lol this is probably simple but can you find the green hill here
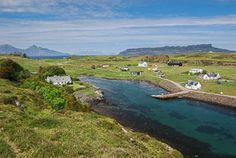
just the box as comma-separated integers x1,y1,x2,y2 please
0,75,182,157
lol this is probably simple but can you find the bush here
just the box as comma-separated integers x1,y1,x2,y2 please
24,79,89,111
38,66,66,79
91,65,96,69
3,90,11,93
25,80,66,110
0,59,30,81
202,70,207,74
3,96,17,105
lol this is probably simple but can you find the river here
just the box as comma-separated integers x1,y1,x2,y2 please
80,77,236,158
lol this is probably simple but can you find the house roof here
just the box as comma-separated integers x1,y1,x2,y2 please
206,73,218,77
168,61,182,64
186,80,199,86
190,68,202,71
139,61,147,64
47,75,72,83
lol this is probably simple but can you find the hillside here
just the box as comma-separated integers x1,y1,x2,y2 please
119,44,236,56
0,59,183,158
0,44,70,57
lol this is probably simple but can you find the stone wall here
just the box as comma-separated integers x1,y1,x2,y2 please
159,80,183,93
184,91,236,108
158,79,236,108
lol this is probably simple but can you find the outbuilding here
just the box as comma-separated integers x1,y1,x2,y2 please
203,73,221,80
46,75,72,85
185,80,201,90
120,67,129,71
130,71,143,76
138,61,148,67
189,68,203,74
167,61,183,66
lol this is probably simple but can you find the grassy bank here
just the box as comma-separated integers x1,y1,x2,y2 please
0,77,183,157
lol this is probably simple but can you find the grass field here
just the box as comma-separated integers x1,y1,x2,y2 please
0,78,183,158
1,53,235,95
0,53,235,157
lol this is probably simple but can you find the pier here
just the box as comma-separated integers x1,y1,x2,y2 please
151,90,191,99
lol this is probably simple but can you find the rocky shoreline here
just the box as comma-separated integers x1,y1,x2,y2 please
75,77,236,158
158,79,236,108
77,76,236,109
74,86,105,106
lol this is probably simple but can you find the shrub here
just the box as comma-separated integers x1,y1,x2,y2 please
0,59,30,81
202,70,207,74
24,80,66,110
3,90,11,93
24,79,89,111
3,96,17,105
38,66,66,79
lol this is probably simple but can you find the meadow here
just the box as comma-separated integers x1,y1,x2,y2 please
0,52,235,157
0,68,182,158
1,52,235,95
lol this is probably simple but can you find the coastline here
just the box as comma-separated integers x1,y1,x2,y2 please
80,76,236,109
158,79,236,108
78,76,236,158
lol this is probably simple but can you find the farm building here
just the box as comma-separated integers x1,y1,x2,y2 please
102,65,109,68
167,61,183,66
130,71,142,76
185,80,201,90
189,68,203,74
203,73,221,80
120,67,129,71
46,75,72,85
138,61,148,67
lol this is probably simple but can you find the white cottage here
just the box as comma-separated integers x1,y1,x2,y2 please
189,68,203,74
185,80,201,90
138,61,148,67
46,75,72,85
203,73,220,80
120,67,129,71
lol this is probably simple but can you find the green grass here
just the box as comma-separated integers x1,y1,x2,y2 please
0,78,183,158
1,52,234,157
2,53,235,95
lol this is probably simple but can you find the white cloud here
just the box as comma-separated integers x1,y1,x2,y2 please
0,15,236,54
0,0,126,18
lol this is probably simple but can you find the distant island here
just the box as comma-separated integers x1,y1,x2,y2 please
0,44,70,58
119,44,236,56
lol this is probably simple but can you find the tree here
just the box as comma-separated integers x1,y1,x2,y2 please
38,66,66,79
91,65,96,69
22,53,28,58
0,58,30,81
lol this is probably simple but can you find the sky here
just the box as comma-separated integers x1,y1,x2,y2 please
0,0,236,55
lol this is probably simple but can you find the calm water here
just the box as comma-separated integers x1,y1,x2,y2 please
80,77,236,158
29,55,69,59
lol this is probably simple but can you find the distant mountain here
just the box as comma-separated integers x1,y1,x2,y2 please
0,44,70,57
119,44,236,56
0,44,23,54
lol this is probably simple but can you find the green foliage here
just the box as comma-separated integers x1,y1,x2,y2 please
24,78,88,111
0,138,16,158
38,86,66,110
91,65,96,69
38,66,66,79
26,80,66,110
3,96,17,105
0,58,30,81
202,69,207,74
